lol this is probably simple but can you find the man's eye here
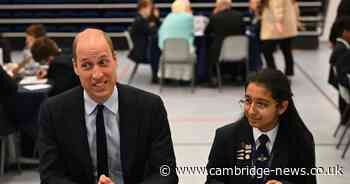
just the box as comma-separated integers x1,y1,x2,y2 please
99,59,109,66
81,63,92,69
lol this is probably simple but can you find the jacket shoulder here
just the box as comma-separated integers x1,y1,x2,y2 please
44,86,82,107
215,118,245,138
118,83,162,103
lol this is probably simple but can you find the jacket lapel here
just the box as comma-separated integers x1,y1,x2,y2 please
117,84,138,178
66,87,94,182
270,122,289,171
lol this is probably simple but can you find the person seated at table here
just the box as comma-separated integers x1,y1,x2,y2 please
31,37,80,96
328,16,350,115
158,0,195,82
128,0,161,84
204,0,244,86
206,69,316,184
11,24,46,76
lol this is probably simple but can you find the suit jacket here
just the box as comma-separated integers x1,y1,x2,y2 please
128,13,153,63
0,65,17,104
47,54,80,97
336,50,350,88
38,84,178,184
206,118,316,184
328,39,350,89
205,9,243,64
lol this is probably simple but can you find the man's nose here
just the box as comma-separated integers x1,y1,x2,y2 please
92,66,103,79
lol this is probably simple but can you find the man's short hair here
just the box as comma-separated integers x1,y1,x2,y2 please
72,29,115,62
31,37,60,63
26,24,46,38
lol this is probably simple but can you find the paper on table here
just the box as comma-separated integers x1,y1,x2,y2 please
23,84,52,91
20,76,48,85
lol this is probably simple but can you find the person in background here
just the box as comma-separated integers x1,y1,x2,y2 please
258,0,300,79
329,0,350,47
204,0,244,86
128,0,160,83
158,0,195,82
206,69,316,184
30,37,80,96
11,24,46,76
328,16,350,118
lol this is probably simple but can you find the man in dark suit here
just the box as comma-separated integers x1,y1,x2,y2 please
206,69,316,184
38,29,178,184
204,0,244,84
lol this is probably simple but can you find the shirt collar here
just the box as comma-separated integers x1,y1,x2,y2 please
253,123,279,146
84,86,119,115
336,38,350,49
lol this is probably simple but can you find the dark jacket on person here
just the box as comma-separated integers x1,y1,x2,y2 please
206,116,316,184
205,9,244,65
38,84,178,184
0,65,17,103
336,49,350,88
328,38,350,89
128,13,154,63
47,54,80,97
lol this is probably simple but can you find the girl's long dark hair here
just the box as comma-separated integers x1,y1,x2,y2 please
243,69,313,140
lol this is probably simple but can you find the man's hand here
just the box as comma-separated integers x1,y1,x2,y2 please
98,175,115,184
265,179,283,184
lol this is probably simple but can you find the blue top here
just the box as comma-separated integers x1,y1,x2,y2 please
158,12,194,49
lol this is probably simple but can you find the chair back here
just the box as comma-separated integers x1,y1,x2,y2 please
219,35,248,63
163,38,191,63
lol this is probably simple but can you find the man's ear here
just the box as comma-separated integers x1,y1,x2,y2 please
278,101,289,115
72,59,79,76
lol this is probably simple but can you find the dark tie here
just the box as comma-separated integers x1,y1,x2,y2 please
96,104,109,177
255,134,270,184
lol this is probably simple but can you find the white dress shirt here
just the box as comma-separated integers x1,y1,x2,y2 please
84,86,124,184
253,123,279,154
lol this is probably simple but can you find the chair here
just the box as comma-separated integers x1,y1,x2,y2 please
124,30,139,84
159,38,196,93
217,35,249,92
0,105,21,176
335,74,350,158
333,68,350,138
